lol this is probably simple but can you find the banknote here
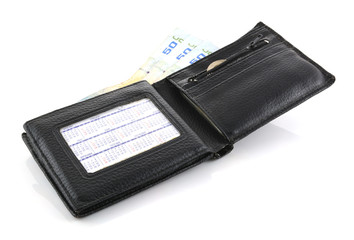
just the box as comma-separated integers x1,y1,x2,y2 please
82,28,191,100
123,28,191,86
142,34,204,84
156,40,219,82
82,29,218,101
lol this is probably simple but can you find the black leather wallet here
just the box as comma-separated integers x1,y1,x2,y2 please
22,22,335,217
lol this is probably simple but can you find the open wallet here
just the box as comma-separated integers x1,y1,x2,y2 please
22,22,335,217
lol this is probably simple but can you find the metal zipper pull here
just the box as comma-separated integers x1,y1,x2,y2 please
247,34,270,50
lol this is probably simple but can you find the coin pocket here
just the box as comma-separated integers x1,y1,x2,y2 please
185,42,288,97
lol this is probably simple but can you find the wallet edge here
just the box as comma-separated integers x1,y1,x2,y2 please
22,132,79,217
23,132,212,217
258,21,335,83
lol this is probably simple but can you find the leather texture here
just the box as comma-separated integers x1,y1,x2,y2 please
153,78,230,155
22,22,335,217
23,81,213,217
166,22,335,143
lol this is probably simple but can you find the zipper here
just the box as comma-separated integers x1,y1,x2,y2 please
187,34,270,84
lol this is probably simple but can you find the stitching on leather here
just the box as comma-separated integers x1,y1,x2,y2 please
194,49,290,99
78,146,209,215
262,24,334,81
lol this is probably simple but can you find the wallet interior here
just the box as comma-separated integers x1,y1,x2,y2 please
22,22,335,217
163,22,334,143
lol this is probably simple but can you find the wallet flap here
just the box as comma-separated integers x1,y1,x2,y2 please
166,22,335,143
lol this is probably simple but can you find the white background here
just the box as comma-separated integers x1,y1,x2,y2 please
1,0,353,239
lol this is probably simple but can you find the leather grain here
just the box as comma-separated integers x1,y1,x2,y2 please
22,22,335,217
153,78,230,154
23,81,212,217
167,22,335,143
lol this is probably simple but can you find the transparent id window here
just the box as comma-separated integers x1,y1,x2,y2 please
60,98,180,173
